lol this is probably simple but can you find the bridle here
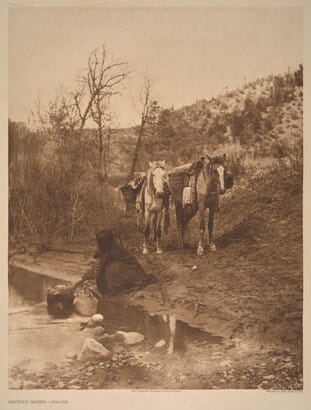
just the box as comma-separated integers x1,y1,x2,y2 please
201,158,225,195
147,165,166,198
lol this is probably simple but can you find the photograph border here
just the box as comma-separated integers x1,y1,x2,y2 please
1,1,310,409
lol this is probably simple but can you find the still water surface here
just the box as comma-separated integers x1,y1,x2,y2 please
9,266,223,371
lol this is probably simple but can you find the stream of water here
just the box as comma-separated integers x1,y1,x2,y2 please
9,266,223,372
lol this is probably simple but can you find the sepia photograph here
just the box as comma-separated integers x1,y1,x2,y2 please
6,2,306,395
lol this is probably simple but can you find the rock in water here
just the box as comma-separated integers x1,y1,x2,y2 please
93,327,106,336
115,331,145,345
87,314,105,328
82,338,112,360
151,339,167,353
155,340,166,348
92,313,104,323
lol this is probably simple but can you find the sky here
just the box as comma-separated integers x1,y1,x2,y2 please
9,6,303,128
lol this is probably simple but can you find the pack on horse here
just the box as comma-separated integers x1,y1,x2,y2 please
140,161,170,255
169,154,229,255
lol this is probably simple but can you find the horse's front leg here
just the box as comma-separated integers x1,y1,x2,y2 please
143,210,150,255
208,206,217,251
155,211,164,255
197,204,205,256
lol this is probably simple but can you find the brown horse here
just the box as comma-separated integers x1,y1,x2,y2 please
196,154,226,255
172,154,226,255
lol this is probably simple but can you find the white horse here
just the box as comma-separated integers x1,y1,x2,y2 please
142,161,168,255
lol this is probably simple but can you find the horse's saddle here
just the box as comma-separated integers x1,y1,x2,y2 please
130,173,146,190
186,159,234,191
181,158,233,212
180,161,203,210
184,160,203,186
187,160,203,177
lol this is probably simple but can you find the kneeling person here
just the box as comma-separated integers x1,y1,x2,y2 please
90,230,157,295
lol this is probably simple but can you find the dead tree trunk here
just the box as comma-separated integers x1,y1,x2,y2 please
127,122,144,182
127,79,151,182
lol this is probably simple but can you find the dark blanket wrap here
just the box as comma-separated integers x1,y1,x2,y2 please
95,242,157,295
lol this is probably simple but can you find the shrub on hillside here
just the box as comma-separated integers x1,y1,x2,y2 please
271,135,302,174
230,110,244,138
223,145,252,178
291,112,299,121
220,102,229,110
256,96,270,112
226,155,246,178
294,64,303,87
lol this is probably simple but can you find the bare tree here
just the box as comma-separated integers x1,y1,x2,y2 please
10,46,130,247
75,46,129,180
34,45,128,180
127,78,158,181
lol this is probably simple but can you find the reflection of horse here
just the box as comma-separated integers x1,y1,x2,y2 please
96,298,184,354
173,154,226,255
142,161,168,255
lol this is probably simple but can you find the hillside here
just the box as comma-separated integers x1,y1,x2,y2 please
109,66,303,178
174,71,303,155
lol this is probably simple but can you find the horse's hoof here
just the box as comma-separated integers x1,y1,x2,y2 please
156,249,163,255
197,247,204,256
142,248,149,255
209,243,217,252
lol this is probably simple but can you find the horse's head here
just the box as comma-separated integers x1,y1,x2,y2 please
148,160,167,198
201,153,226,194
212,154,226,194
